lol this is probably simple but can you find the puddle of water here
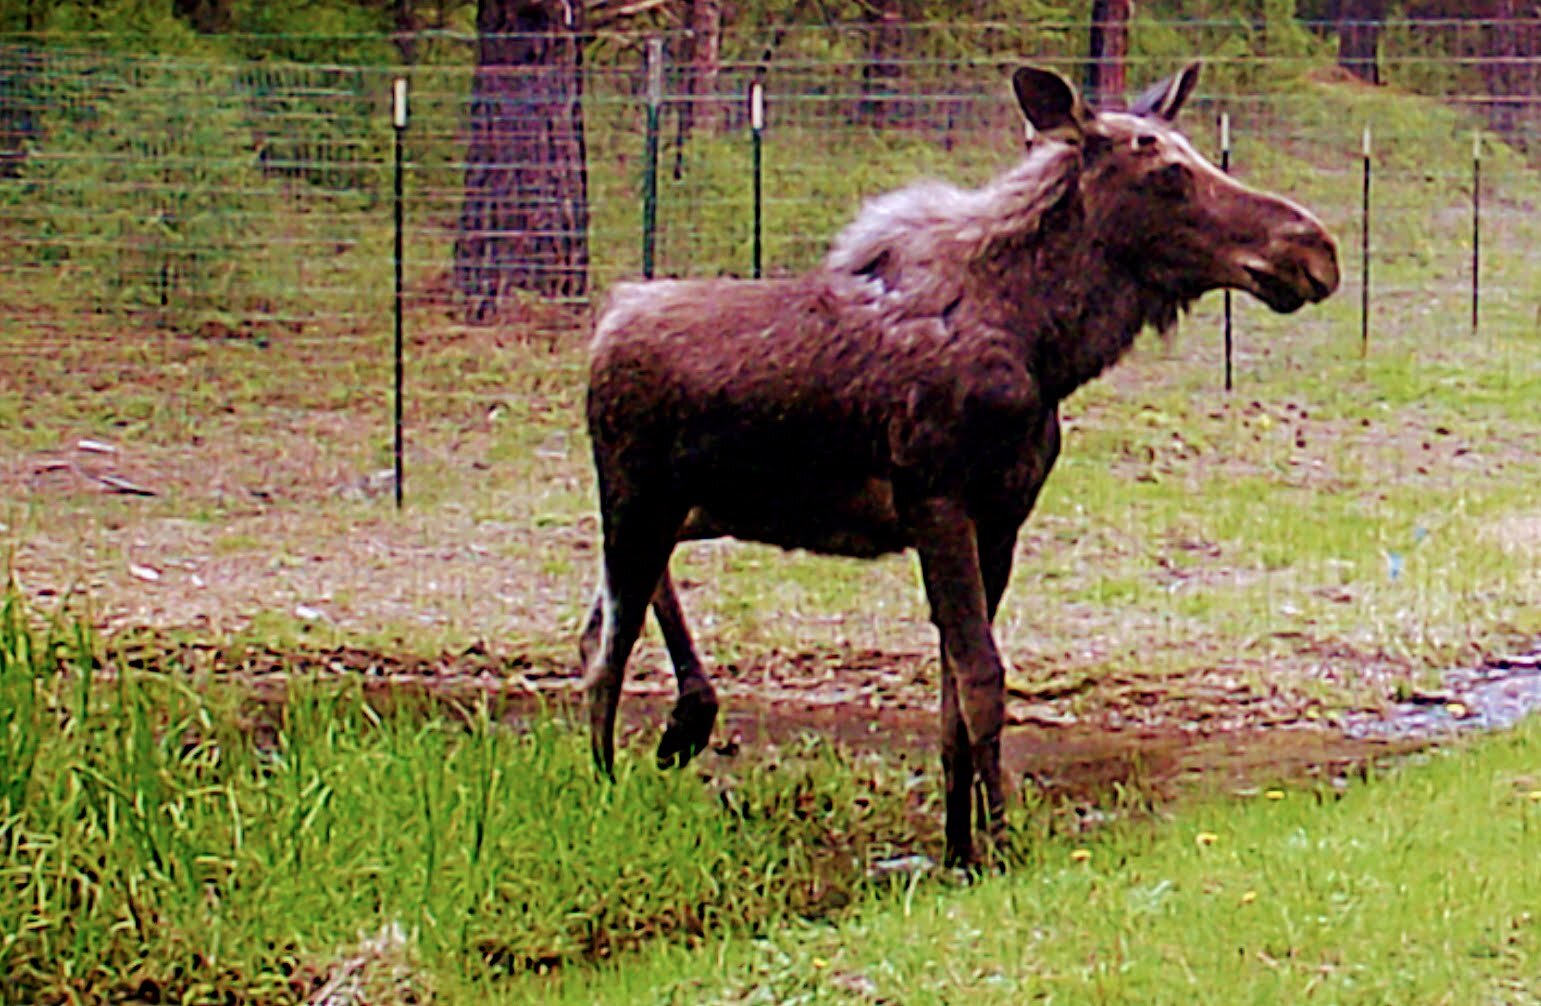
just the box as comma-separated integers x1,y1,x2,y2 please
681,692,1423,807
1343,646,1541,741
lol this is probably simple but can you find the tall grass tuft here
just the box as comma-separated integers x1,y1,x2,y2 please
0,593,938,1003
0,593,44,817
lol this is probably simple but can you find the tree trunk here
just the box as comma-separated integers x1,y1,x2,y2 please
1336,0,1386,84
392,0,422,65
0,45,37,178
858,0,905,127
1085,0,1131,110
173,0,234,33
455,0,590,322
673,0,723,178
1479,0,1540,143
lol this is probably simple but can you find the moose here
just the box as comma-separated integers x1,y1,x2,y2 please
580,62,1339,866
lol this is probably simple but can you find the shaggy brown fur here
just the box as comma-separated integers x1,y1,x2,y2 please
580,62,1339,866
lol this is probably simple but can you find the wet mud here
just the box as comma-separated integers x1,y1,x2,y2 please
119,635,1541,809
705,695,1421,807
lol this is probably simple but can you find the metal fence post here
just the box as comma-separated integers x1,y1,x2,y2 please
1220,111,1233,392
391,76,407,510
642,37,663,280
1360,124,1371,361
750,78,764,279
1472,130,1481,336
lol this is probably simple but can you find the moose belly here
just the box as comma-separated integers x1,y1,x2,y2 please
677,476,908,558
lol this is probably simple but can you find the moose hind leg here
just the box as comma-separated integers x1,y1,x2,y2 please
584,505,678,779
652,568,719,769
578,589,604,672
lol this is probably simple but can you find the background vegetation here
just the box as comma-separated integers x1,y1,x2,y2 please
1,0,1535,328
0,596,942,1002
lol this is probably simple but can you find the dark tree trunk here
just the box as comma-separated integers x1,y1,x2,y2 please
0,46,38,178
173,0,234,33
673,0,723,177
455,0,590,321
858,0,905,127
392,0,422,65
1479,0,1540,143
1336,0,1386,84
1085,0,1131,110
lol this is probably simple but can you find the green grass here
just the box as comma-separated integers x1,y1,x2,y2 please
13,593,1541,1005
525,722,1541,1006
0,596,940,1004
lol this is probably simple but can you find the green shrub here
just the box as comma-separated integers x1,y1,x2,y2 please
16,52,274,326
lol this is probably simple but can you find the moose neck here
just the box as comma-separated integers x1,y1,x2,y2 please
820,142,1193,406
980,186,1187,404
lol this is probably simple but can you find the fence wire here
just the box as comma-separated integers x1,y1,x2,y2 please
2,20,1538,665
0,22,1537,353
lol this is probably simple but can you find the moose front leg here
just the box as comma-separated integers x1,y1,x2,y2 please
910,498,1009,867
938,651,977,866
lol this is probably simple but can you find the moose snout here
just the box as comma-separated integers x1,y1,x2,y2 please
1239,219,1340,314
1278,222,1340,303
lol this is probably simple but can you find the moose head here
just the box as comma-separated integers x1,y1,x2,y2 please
1013,62,1339,316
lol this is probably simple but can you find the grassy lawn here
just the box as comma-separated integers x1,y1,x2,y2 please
7,599,1541,1004
531,717,1541,1006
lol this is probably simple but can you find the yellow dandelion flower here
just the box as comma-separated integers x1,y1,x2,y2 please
1265,789,1285,801
812,957,829,970
1240,890,1258,905
1527,790,1541,803
1071,848,1092,863
1196,831,1218,847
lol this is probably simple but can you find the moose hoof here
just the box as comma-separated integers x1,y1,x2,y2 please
945,842,1010,878
657,689,719,769
944,823,1014,874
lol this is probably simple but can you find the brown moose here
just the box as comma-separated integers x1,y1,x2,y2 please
580,62,1339,866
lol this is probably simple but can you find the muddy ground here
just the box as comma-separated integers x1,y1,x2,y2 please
102,631,1541,815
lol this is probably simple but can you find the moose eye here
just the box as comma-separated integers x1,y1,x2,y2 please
1134,133,1160,152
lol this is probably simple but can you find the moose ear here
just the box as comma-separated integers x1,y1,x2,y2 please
1129,60,1202,121
1012,66,1085,138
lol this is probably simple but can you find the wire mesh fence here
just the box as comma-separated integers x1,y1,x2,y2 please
0,18,1537,668
1,20,1538,345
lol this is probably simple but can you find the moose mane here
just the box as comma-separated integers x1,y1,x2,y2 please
821,138,1195,398
823,143,1079,312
